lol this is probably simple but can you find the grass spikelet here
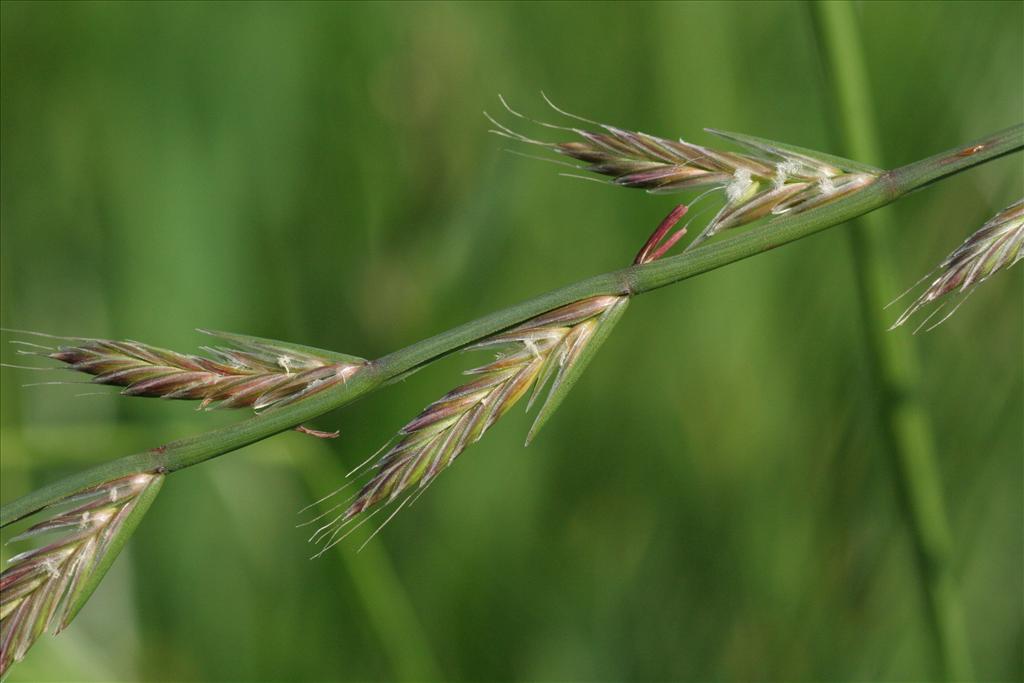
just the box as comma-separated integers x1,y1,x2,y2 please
0,473,164,676
487,96,879,249
11,329,366,414
312,295,629,550
891,199,1023,331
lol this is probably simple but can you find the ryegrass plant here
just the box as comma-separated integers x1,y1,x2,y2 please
0,102,1021,676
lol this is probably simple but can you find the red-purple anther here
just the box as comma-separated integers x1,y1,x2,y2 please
634,204,689,265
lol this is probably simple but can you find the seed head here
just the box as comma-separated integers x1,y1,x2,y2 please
18,330,365,414
308,295,629,552
1,473,164,676
486,96,879,250
891,199,1024,331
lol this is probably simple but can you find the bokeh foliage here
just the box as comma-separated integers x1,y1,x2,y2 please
1,2,1021,681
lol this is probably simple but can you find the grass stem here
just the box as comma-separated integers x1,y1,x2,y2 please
2,123,1021,529
810,2,974,679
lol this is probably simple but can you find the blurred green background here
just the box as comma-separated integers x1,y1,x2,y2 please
1,1,1021,681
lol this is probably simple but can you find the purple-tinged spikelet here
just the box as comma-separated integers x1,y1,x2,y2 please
1,473,164,676
891,199,1023,330
17,330,365,414
308,295,629,552
487,96,879,249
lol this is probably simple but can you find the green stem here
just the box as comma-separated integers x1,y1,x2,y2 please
2,124,1021,528
810,2,973,680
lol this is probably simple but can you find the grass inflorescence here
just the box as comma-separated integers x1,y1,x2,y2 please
891,199,1024,331
5,329,367,437
1,473,164,676
487,95,879,249
306,294,629,554
0,99,1021,679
